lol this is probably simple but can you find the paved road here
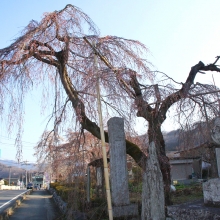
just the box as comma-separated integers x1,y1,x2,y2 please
0,190,28,208
9,190,62,220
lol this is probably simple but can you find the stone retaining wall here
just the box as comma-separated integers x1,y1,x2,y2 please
48,188,67,214
49,187,88,219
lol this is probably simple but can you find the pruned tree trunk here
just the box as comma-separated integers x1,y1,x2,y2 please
142,142,165,220
148,122,172,208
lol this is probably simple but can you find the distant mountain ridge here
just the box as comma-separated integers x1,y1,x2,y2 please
0,159,36,170
163,130,180,151
0,159,40,179
163,122,210,152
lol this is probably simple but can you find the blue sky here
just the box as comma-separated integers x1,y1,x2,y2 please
0,0,220,161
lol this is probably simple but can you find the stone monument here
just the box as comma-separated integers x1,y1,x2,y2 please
107,117,138,217
203,117,220,207
203,178,220,207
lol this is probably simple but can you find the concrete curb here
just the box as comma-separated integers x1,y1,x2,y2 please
0,190,32,220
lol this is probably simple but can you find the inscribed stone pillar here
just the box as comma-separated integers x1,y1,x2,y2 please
108,117,129,205
96,167,102,186
107,117,138,217
95,166,103,198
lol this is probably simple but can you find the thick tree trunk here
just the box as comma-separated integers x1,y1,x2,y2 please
147,122,172,208
141,142,165,220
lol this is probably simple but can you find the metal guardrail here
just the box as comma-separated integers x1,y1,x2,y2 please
0,190,32,220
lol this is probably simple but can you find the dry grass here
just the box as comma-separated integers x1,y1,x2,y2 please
171,184,203,205
129,183,204,205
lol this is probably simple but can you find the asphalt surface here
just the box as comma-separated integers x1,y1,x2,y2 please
8,190,62,220
0,190,27,208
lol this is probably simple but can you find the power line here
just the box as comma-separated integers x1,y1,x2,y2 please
0,141,36,148
0,135,37,145
0,159,36,165
0,141,37,147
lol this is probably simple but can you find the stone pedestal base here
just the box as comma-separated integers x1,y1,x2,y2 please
203,178,220,207
112,204,138,217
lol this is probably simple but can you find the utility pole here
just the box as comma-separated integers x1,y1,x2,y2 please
21,160,30,186
21,171,23,188
26,170,28,186
8,166,11,186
